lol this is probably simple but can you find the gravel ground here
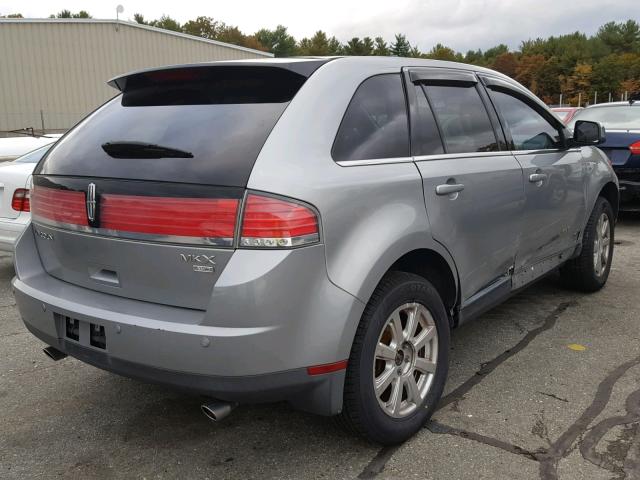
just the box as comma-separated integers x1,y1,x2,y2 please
1,215,639,480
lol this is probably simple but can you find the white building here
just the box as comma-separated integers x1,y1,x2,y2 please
0,18,272,133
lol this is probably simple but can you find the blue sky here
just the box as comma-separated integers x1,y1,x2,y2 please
1,0,638,52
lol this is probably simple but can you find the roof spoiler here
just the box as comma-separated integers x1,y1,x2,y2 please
107,59,333,92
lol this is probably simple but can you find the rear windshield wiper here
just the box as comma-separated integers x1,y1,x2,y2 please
101,141,193,159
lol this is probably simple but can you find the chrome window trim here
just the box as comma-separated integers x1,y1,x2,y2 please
336,147,584,166
336,156,414,167
512,148,582,155
413,151,514,162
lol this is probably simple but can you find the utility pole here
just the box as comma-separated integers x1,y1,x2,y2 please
559,93,563,106
594,91,597,104
608,92,612,103
578,92,581,107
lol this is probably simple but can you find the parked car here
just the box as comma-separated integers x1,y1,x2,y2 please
0,143,55,252
551,106,583,124
0,134,62,162
568,100,640,210
12,58,618,445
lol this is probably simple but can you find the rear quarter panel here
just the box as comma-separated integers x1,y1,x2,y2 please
246,57,459,306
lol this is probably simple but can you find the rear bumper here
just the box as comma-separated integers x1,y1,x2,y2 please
0,214,29,252
21,322,344,414
13,225,365,415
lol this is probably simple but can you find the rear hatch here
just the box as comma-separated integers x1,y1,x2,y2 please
598,130,640,168
31,63,317,310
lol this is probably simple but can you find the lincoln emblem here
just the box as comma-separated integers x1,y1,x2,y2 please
87,183,96,222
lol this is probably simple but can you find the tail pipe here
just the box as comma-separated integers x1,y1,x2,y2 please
43,346,67,361
201,400,238,422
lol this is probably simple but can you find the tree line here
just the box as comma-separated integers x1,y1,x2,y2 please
3,10,639,105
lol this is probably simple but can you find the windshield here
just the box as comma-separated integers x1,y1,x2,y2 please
569,105,640,130
13,143,54,163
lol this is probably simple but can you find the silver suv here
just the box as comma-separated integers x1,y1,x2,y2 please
13,57,618,444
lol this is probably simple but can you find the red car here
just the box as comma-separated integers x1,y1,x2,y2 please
551,107,583,125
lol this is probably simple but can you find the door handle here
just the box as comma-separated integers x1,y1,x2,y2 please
435,183,465,196
529,173,548,183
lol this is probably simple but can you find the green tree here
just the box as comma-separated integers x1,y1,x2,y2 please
426,43,457,61
55,9,91,18
464,49,484,65
183,16,222,39
391,34,411,57
133,13,147,24
305,30,331,55
483,44,509,63
597,20,640,53
373,37,390,56
328,36,343,55
409,45,422,58
151,15,181,32
1,13,23,18
255,25,297,57
344,37,364,55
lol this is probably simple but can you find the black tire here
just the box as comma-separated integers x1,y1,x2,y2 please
338,271,450,445
560,197,615,292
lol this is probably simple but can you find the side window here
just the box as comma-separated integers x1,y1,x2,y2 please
332,74,410,162
413,86,445,156
423,84,498,154
488,89,562,150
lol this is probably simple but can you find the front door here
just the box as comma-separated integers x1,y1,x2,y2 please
481,77,586,275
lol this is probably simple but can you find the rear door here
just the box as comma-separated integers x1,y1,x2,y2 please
481,76,586,276
31,65,308,310
406,68,525,303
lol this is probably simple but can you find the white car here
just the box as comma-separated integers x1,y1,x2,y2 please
0,134,62,162
0,143,55,252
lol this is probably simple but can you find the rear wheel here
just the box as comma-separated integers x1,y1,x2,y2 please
560,197,614,292
339,272,449,445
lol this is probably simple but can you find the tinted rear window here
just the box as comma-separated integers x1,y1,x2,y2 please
569,105,640,130
332,74,410,162
424,84,498,154
36,67,306,186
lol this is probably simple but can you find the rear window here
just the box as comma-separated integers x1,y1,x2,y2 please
332,74,410,162
569,105,640,130
36,67,306,186
423,84,498,154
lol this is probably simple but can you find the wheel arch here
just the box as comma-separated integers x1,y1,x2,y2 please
598,181,619,220
388,249,459,327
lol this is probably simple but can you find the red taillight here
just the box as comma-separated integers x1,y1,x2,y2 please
30,185,320,249
101,194,239,245
31,186,88,226
630,141,640,155
240,194,319,248
11,188,30,212
307,360,348,376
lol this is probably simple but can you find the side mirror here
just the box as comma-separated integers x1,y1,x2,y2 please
573,120,605,145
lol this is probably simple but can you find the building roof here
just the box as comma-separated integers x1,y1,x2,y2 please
0,18,273,57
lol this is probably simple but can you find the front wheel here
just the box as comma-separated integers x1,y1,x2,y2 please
339,272,450,445
560,197,615,292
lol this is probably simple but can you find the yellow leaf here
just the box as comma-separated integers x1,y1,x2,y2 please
568,344,587,351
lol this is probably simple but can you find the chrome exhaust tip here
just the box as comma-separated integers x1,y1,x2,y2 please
201,401,237,422
43,346,67,361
